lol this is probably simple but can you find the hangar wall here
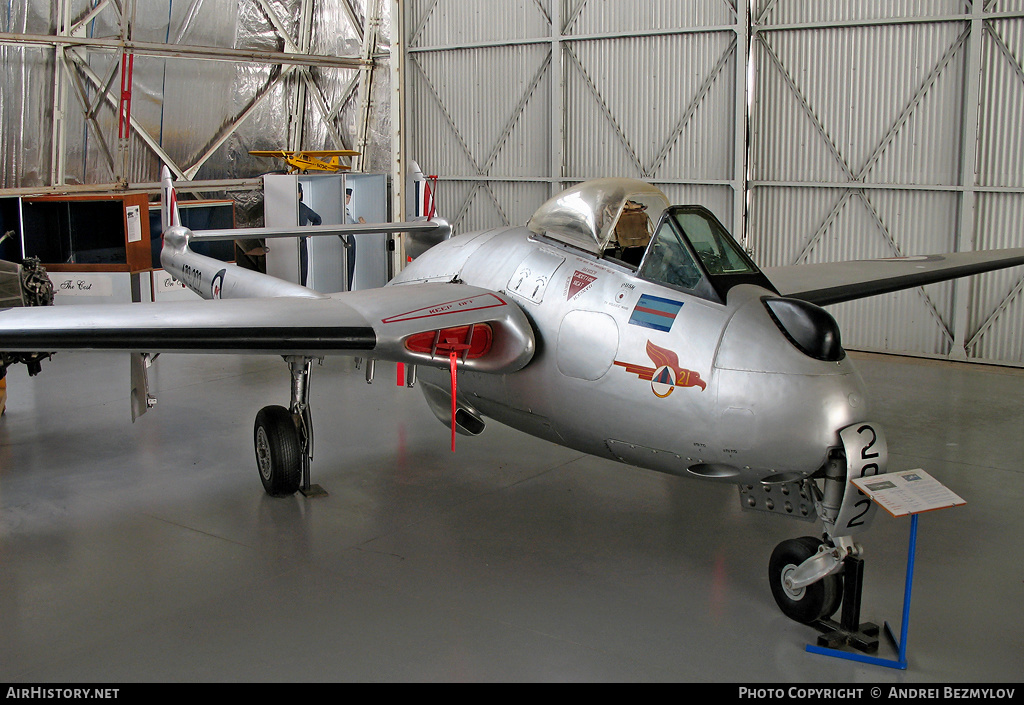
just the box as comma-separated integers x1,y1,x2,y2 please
403,1,1024,367
403,0,747,239
4,2,1024,366
748,1,1024,364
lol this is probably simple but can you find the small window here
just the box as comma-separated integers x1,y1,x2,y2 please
675,211,757,276
637,207,773,303
638,220,704,290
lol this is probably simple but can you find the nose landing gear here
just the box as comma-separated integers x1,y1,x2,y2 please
770,535,880,652
767,422,887,652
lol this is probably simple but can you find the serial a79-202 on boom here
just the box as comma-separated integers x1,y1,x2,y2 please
3,169,1024,626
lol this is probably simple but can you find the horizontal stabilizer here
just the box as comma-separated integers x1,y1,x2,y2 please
188,219,450,242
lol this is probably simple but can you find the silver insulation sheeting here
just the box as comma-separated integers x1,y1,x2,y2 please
0,0,391,188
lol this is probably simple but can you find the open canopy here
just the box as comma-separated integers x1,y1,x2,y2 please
527,178,670,255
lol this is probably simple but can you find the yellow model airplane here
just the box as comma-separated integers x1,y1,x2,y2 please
249,149,360,173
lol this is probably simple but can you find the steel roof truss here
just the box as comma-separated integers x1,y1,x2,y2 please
64,48,185,179
62,51,118,173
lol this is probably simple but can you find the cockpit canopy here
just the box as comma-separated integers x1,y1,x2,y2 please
527,178,670,256
528,178,777,303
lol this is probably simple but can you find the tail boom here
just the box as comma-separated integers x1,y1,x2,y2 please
160,226,323,301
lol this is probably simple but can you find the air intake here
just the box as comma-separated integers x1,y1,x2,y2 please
763,297,844,362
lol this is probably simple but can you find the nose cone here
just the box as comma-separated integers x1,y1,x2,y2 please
711,288,868,482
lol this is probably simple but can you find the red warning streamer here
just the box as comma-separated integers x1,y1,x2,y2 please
448,350,458,452
425,175,438,219
436,337,470,452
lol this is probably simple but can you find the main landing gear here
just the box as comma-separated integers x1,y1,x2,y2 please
254,356,327,498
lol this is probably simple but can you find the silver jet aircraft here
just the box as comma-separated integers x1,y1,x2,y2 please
2,169,1024,627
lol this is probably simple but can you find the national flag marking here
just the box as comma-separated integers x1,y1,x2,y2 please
628,294,684,332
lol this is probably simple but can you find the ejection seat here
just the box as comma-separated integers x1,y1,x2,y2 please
606,200,653,267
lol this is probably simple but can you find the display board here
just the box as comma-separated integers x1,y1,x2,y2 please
852,469,966,518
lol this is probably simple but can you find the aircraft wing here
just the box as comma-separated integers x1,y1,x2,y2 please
763,248,1024,306
295,150,360,157
0,282,534,374
249,150,359,157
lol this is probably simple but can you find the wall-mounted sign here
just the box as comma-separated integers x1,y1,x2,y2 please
51,272,114,297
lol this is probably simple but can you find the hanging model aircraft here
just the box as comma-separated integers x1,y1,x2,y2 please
248,149,360,173
2,168,1024,628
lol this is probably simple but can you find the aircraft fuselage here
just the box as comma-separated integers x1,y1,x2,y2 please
391,226,871,488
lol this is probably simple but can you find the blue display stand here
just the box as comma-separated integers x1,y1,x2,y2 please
805,468,964,670
806,513,918,670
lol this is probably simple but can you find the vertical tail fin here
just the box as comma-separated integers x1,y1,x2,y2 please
160,166,180,232
408,160,439,220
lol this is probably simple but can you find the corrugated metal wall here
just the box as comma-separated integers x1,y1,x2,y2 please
749,1,1024,365
9,3,1023,364
404,0,747,237
404,1,1024,366
970,4,1024,363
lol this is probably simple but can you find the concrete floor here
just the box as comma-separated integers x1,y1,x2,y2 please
0,349,1021,682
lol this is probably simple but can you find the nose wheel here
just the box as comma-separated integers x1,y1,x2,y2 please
769,536,843,624
770,535,881,653
253,356,327,497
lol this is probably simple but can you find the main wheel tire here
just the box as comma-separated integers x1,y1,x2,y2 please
768,536,844,624
254,405,302,497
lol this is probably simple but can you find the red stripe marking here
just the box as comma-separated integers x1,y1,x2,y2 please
381,293,507,324
633,305,677,319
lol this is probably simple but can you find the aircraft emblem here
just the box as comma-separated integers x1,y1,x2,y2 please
211,269,227,299
614,340,707,398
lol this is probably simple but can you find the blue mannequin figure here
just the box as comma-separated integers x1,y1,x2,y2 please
297,182,321,287
343,187,364,290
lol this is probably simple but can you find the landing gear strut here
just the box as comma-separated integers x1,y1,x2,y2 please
253,356,326,497
766,422,888,652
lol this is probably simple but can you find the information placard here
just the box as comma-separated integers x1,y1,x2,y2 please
851,469,965,517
